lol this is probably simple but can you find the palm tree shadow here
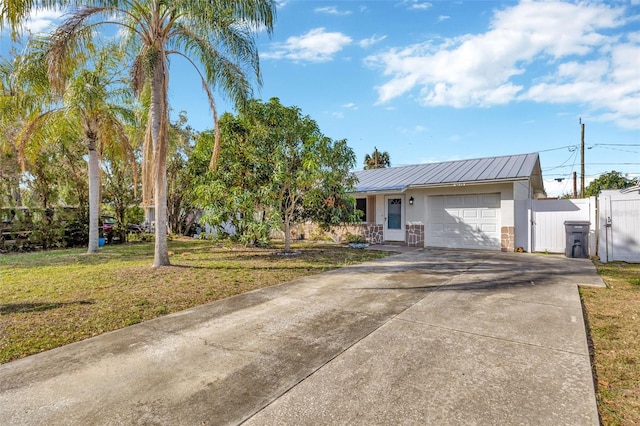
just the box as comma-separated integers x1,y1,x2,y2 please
0,300,93,315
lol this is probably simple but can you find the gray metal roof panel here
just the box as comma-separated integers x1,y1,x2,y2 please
353,153,541,192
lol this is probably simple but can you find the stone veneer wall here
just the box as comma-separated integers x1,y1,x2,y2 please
364,223,384,244
406,222,425,247
501,226,515,252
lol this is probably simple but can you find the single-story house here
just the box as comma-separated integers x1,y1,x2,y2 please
352,152,546,252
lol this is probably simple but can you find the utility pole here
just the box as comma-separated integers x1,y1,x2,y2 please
580,119,585,197
573,171,577,198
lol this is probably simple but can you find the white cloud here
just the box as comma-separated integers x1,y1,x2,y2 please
543,178,572,198
543,177,596,198
19,8,64,34
263,27,352,63
366,1,637,128
438,15,450,22
402,1,432,11
359,34,387,49
342,102,357,109
315,6,352,16
523,42,640,129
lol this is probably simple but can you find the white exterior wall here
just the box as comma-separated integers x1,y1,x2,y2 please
514,180,532,251
367,182,526,249
404,189,424,223
374,195,385,225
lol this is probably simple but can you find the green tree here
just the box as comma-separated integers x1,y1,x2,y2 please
192,114,277,246
166,112,199,235
196,98,359,252
585,171,638,197
101,150,140,242
17,40,134,253
363,146,390,170
1,44,88,222
45,0,276,266
0,1,66,36
0,54,25,207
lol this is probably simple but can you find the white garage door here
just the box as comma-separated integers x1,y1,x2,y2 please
427,194,501,250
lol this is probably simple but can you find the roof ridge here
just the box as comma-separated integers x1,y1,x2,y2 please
353,152,539,172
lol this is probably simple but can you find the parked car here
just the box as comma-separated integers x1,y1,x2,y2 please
127,223,143,234
100,215,117,242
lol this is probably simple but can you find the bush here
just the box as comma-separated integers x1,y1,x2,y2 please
344,232,366,244
0,207,89,251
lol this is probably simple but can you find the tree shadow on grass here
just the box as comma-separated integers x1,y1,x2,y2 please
0,300,93,315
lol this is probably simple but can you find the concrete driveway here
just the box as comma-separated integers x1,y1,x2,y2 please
0,248,604,425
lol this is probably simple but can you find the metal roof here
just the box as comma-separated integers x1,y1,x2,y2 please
353,152,543,193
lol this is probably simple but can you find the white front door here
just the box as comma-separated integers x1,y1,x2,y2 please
384,196,405,241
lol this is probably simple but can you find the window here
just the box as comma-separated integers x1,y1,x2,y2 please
355,198,367,222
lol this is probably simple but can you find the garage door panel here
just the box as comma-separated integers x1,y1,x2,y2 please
481,223,498,233
446,196,463,207
481,209,497,219
445,223,461,233
463,209,478,218
482,194,500,207
463,195,479,206
427,194,501,251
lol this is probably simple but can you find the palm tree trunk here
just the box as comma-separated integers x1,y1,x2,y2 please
151,55,170,267
87,138,100,254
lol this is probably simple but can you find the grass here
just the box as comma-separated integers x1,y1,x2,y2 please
3,241,638,423
581,261,640,425
0,239,390,364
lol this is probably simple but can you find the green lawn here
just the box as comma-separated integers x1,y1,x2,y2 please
581,261,640,425
2,242,638,424
0,239,389,364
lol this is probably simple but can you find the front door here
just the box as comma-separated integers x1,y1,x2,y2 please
384,196,405,241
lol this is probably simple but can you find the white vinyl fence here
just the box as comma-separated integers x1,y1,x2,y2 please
531,198,594,254
530,189,639,263
598,189,640,263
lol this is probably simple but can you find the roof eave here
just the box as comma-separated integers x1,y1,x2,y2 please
407,177,531,190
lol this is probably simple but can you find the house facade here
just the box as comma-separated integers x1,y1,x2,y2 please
352,153,546,252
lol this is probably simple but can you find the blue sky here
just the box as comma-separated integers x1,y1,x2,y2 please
2,0,639,197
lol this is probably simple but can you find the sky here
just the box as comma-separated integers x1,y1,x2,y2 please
2,0,639,197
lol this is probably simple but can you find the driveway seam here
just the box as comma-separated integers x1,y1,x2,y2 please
239,284,440,425
391,316,590,357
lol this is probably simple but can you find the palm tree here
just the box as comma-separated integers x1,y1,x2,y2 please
0,54,26,206
17,40,134,253
0,1,56,36
46,0,276,267
364,147,390,170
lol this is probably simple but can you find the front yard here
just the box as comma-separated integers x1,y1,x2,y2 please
2,242,638,424
581,262,640,425
0,239,389,364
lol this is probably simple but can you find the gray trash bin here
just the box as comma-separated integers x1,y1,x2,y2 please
564,221,590,258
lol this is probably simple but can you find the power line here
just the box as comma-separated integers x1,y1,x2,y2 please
591,143,640,147
538,145,577,153
588,162,640,165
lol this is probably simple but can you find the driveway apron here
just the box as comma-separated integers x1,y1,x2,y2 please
0,249,603,425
